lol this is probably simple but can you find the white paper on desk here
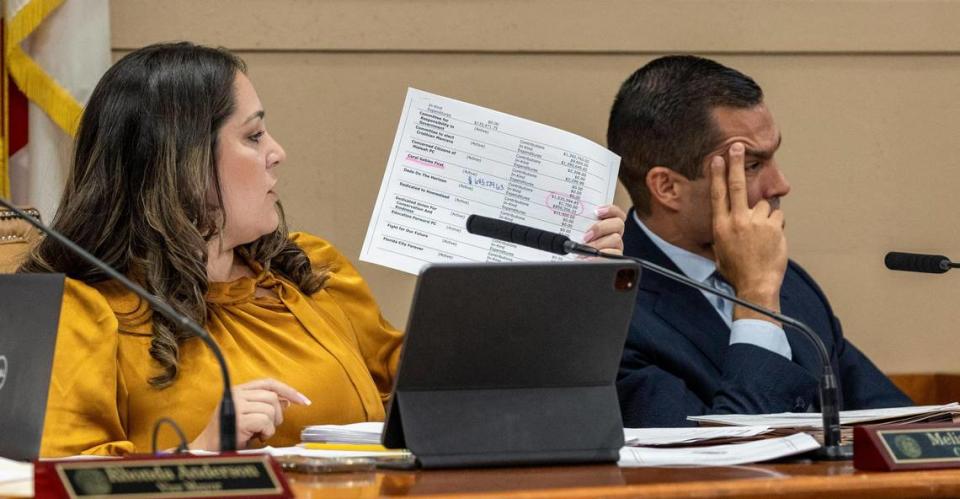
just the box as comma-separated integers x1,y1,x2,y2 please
0,456,31,483
360,88,621,275
689,403,960,428
617,433,820,467
624,426,772,446
0,480,31,498
0,457,32,497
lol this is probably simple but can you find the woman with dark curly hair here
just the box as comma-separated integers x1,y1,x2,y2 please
23,42,626,456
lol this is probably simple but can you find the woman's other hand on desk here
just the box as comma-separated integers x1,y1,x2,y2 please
190,378,312,450
582,204,626,255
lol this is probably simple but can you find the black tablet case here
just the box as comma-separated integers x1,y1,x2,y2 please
383,261,639,468
0,273,65,461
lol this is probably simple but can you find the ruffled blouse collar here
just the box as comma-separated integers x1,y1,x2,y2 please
96,258,288,334
206,258,285,305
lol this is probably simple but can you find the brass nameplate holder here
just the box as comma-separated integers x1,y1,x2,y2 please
34,453,292,498
855,423,960,471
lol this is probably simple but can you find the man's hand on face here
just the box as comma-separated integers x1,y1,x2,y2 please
710,142,787,322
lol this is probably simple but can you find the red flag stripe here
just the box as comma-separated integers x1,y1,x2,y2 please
8,77,28,156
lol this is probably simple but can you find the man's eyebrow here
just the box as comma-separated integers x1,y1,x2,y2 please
746,134,782,160
243,110,265,124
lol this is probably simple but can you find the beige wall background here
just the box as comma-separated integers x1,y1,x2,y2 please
111,0,960,373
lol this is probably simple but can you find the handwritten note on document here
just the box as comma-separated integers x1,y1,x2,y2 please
360,88,621,275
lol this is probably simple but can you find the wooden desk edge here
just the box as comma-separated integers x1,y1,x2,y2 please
391,468,960,499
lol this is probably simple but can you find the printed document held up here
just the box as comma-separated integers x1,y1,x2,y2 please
360,88,621,275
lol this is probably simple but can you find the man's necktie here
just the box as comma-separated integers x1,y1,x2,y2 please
708,270,735,320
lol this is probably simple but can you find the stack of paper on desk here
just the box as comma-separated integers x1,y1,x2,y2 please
623,426,773,447
689,403,960,428
300,422,384,444
618,433,820,467
688,403,960,444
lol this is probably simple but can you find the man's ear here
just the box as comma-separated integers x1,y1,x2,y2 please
645,166,686,212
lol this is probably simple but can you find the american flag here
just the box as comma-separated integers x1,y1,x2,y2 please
1,0,110,219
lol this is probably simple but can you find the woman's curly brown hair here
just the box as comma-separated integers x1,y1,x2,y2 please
20,42,325,388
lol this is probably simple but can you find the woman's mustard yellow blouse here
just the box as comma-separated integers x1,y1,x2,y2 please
39,233,403,457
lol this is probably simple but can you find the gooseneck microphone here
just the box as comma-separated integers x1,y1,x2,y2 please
0,198,237,452
466,214,850,459
464,213,598,256
884,252,958,274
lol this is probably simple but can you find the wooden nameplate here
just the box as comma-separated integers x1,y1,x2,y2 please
34,452,291,498
855,423,960,471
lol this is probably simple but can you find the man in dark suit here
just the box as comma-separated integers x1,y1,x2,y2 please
607,55,910,428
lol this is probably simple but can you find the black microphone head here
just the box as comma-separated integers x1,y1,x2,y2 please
884,251,951,274
466,215,509,241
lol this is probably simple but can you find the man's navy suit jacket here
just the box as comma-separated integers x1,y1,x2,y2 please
618,210,911,427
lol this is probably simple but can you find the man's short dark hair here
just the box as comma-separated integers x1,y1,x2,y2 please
607,55,763,215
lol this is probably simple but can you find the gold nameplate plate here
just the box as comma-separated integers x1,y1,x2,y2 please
855,423,960,471
34,453,292,498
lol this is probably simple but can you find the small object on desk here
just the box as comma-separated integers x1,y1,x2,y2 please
300,422,384,444
617,433,821,467
274,455,375,474
854,422,960,471
245,446,416,470
300,443,391,452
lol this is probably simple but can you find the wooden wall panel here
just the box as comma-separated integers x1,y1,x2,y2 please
110,1,960,373
112,0,960,53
